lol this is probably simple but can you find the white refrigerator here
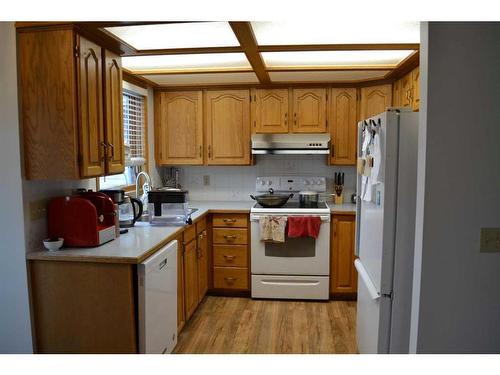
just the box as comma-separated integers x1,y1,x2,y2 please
355,109,419,354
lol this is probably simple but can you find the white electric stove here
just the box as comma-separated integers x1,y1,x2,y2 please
250,176,331,300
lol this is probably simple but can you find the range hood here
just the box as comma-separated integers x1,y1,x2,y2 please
251,134,330,155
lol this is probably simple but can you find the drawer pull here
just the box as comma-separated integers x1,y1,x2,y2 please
223,235,237,240
223,219,237,223
223,255,236,260
224,277,237,282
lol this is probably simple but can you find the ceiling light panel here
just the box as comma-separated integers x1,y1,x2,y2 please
262,50,415,68
269,70,390,83
141,72,259,86
122,53,251,73
105,22,240,50
251,21,420,45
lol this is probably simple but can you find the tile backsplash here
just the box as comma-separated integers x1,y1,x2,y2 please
171,155,357,202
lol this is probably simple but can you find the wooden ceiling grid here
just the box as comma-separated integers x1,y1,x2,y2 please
75,21,420,87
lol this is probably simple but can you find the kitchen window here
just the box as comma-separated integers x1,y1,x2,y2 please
99,85,148,190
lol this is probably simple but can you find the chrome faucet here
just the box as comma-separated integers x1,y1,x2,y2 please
135,171,152,211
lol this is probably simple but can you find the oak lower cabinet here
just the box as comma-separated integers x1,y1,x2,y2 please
329,88,358,165
211,213,249,291
330,213,358,297
17,26,124,180
205,90,251,165
182,218,209,322
156,91,204,165
253,89,289,133
28,260,137,353
359,84,393,120
292,88,327,133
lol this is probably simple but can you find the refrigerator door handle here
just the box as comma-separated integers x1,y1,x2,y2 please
354,196,361,256
355,259,380,300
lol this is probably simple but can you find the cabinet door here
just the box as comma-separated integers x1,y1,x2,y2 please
400,72,413,108
77,35,105,177
206,90,250,165
176,235,185,332
254,89,289,133
411,67,420,111
183,239,199,320
330,214,357,295
158,91,203,165
359,84,392,120
197,229,209,303
292,88,327,133
329,88,357,165
392,80,402,107
103,50,124,175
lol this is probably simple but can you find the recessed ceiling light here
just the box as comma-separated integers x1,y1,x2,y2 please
251,21,420,45
262,50,415,68
105,22,240,50
122,53,251,73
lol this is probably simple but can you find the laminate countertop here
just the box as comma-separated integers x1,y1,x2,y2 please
26,200,356,265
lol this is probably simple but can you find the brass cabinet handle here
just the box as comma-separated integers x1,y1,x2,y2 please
100,142,107,162
224,277,236,282
223,255,236,260
294,112,297,126
199,145,202,158
107,143,114,160
223,235,237,240
331,144,335,158
208,145,212,159
284,112,288,125
202,230,207,236
223,218,237,223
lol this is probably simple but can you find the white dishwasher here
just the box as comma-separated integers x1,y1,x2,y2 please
137,240,178,354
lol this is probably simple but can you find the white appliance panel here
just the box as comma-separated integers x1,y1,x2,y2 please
138,240,178,354
356,259,391,354
252,274,330,300
250,215,330,276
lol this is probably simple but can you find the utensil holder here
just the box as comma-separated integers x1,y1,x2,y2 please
334,193,344,205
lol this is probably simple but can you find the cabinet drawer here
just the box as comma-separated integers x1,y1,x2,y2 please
183,225,196,244
214,267,248,290
213,228,248,245
213,245,248,267
212,213,248,228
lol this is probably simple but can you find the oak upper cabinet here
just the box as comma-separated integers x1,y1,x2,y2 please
392,80,402,107
330,213,357,296
329,88,357,165
411,67,420,111
359,84,392,120
206,90,251,165
292,88,327,133
103,49,125,174
399,72,413,108
157,91,204,165
17,27,124,179
253,89,289,133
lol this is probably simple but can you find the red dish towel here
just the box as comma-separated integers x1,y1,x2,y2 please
287,216,322,239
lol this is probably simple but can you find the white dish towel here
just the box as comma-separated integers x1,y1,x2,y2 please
259,216,288,243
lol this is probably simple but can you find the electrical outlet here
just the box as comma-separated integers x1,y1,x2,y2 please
203,175,210,186
480,228,500,253
30,199,49,221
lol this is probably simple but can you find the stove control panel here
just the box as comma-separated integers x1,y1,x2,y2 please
256,176,326,193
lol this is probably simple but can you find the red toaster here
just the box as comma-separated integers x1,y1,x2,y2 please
47,192,116,247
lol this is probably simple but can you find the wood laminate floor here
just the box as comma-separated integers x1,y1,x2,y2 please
174,296,357,354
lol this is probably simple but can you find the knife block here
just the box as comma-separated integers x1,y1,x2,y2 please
334,193,344,205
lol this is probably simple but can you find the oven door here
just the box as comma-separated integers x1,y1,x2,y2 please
250,214,330,276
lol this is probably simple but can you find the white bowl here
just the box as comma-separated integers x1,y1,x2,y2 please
43,238,64,251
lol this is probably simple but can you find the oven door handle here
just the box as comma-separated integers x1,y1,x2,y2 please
250,214,330,222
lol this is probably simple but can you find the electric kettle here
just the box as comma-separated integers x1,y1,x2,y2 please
119,195,143,228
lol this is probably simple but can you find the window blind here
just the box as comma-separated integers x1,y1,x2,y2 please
123,90,145,160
